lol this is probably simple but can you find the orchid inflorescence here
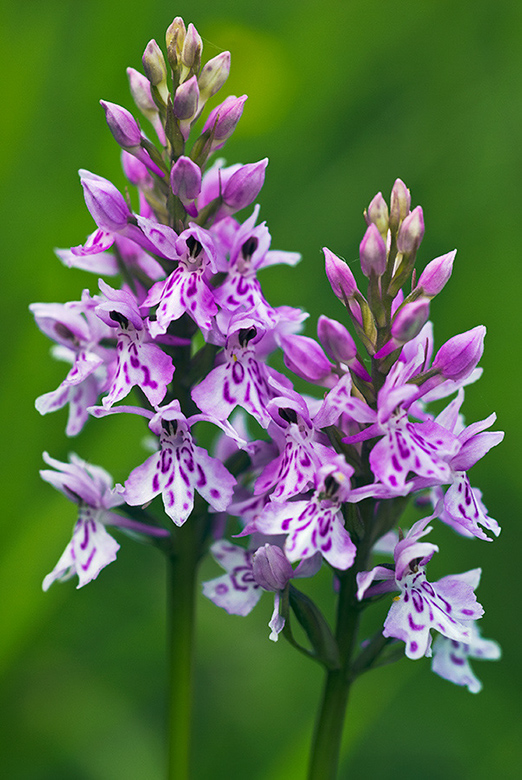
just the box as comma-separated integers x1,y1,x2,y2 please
33,17,502,754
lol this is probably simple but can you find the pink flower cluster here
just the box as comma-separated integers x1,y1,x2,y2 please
33,16,501,691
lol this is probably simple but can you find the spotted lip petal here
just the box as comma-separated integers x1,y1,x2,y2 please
123,409,236,525
202,540,261,616
369,416,459,491
254,497,356,570
383,565,484,660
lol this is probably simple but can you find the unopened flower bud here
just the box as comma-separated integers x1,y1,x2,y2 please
142,39,169,102
170,155,201,201
198,52,231,103
127,67,157,113
366,192,389,235
79,170,130,232
397,205,425,254
181,23,202,73
173,75,199,120
166,17,186,67
432,325,486,381
126,68,166,146
389,178,411,232
100,100,142,148
317,315,357,364
417,250,456,297
359,223,387,277
100,100,164,177
391,298,430,344
252,544,293,591
222,158,268,210
121,151,153,187
323,247,358,301
202,95,248,151
281,334,334,384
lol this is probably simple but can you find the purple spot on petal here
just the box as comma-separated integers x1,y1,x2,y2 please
450,653,465,666
216,583,228,594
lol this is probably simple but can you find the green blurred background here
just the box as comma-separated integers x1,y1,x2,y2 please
2,0,521,777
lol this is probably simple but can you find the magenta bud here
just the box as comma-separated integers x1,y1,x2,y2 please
222,158,268,210
359,223,387,277
252,544,293,591
432,325,486,381
202,95,248,151
173,75,199,120
79,170,130,232
323,247,358,300
280,334,334,384
317,315,357,364
397,205,425,254
121,151,153,186
170,155,201,201
198,52,231,102
389,178,411,232
417,250,456,297
100,100,142,148
366,192,389,235
391,298,430,344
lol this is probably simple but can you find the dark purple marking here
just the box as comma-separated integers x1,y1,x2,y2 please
81,548,96,571
223,380,236,405
179,467,191,487
408,613,425,631
449,653,465,666
196,464,207,488
232,360,245,385
391,454,403,473
216,583,229,594
80,523,90,550
231,565,256,591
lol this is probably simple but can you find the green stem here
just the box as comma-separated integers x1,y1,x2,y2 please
307,572,360,780
308,509,374,780
166,522,200,780
307,668,351,780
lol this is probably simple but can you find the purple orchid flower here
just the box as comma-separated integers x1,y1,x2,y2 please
143,225,220,334
413,389,504,539
31,293,116,435
202,540,289,641
41,452,167,590
344,349,461,491
254,392,336,502
202,539,318,640
248,456,358,570
357,517,484,659
430,569,501,692
191,312,293,427
95,280,174,408
108,400,237,525
213,205,300,325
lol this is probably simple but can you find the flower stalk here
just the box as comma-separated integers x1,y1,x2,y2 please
166,521,201,780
